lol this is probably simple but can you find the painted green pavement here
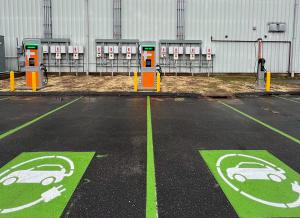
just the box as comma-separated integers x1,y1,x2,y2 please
0,152,95,217
200,150,300,218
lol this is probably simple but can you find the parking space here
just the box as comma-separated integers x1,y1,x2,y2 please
0,95,299,217
0,97,77,134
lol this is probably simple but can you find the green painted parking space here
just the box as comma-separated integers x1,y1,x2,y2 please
0,152,95,218
200,150,300,218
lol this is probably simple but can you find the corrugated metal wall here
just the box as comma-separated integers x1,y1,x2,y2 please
0,0,299,73
295,0,300,73
0,0,42,70
186,0,295,73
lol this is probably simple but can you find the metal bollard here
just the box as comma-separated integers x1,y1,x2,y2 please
266,71,271,92
10,71,15,92
134,71,138,92
32,72,37,92
157,73,161,93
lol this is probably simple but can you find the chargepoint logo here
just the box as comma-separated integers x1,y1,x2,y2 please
0,155,74,214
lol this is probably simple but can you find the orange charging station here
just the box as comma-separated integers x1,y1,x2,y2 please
140,42,156,90
24,39,44,89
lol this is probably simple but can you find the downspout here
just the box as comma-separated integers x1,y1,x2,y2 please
85,0,90,75
291,0,299,77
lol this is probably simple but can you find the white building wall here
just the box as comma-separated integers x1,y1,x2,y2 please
295,0,300,73
0,0,42,70
0,0,299,73
186,0,295,73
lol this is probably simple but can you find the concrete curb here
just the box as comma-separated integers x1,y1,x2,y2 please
0,91,299,98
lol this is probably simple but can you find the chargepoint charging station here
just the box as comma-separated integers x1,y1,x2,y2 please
23,39,45,89
140,41,157,90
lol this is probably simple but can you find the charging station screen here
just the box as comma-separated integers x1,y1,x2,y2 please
143,47,155,51
25,45,38,49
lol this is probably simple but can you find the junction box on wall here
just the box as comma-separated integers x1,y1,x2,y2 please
18,38,85,76
159,40,214,75
95,39,139,76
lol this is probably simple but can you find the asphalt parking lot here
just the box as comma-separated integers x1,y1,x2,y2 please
0,95,300,218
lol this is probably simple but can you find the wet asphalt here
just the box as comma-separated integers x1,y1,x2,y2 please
0,95,300,217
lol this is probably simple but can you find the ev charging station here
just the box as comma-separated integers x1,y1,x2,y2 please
23,39,45,89
257,38,266,90
140,41,157,90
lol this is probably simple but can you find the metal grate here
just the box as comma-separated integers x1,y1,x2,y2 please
113,0,122,39
177,0,185,40
43,0,53,39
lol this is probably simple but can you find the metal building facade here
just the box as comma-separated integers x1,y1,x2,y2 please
0,0,299,74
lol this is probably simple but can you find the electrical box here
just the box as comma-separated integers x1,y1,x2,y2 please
206,48,212,61
68,46,74,53
126,47,132,60
50,45,56,54
96,46,102,58
73,46,79,60
169,47,174,54
131,46,137,54
173,47,179,60
185,47,191,55
104,46,109,54
121,46,127,54
194,47,200,55
278,23,286,32
113,46,119,54
55,46,61,60
178,47,184,55
160,46,167,58
42,45,49,54
190,47,196,60
268,22,286,32
60,46,66,54
108,46,114,59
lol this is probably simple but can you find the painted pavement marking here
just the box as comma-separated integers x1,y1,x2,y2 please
219,101,300,145
146,96,158,218
0,152,95,217
0,97,82,140
200,150,300,218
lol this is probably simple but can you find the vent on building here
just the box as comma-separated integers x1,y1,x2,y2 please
268,22,286,33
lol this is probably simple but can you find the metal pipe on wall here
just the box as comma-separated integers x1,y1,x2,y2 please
113,0,122,39
85,0,90,75
211,36,292,74
176,0,185,40
43,0,52,38
291,0,299,77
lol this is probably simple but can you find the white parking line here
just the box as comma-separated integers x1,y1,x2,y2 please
274,96,300,104
0,98,9,101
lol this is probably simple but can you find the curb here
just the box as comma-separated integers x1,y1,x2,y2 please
0,91,299,98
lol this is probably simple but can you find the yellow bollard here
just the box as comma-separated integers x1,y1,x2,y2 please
266,71,271,92
157,72,161,92
10,71,15,92
134,71,138,92
32,72,37,92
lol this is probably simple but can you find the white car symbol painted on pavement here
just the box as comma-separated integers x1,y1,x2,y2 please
226,162,286,182
0,164,71,186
